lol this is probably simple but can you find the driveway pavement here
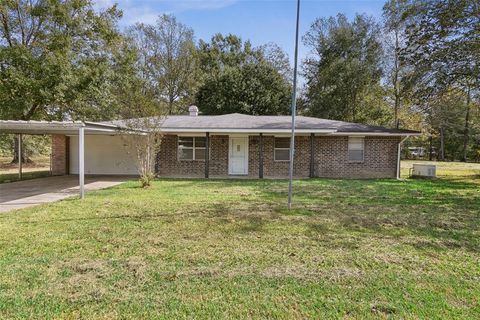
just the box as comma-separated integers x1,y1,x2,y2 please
0,175,130,213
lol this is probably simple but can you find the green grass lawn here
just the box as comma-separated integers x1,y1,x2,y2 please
0,163,479,319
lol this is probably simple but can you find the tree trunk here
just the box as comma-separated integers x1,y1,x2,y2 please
11,135,31,164
429,135,433,161
394,29,400,129
439,127,445,161
461,84,471,162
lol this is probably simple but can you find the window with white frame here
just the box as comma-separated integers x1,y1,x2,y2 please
178,136,206,160
274,137,290,161
348,137,364,162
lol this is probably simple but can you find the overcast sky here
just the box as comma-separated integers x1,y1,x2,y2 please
96,0,385,68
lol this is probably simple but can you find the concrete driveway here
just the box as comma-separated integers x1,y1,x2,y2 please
0,175,130,213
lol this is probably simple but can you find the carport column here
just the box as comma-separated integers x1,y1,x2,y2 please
18,134,23,180
259,133,264,179
205,132,209,178
79,126,85,199
309,133,315,178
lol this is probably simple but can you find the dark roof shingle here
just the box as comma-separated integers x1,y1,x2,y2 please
103,113,419,135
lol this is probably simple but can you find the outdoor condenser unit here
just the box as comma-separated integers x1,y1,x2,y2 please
412,164,436,178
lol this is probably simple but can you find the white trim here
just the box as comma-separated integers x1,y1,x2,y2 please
162,128,336,134
176,132,207,137
397,136,409,179
331,132,420,137
0,120,147,135
228,136,249,175
79,127,85,199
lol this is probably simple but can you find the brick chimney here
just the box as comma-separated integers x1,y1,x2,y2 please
188,105,199,116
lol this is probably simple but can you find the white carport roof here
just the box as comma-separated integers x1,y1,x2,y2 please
0,120,146,200
0,120,147,135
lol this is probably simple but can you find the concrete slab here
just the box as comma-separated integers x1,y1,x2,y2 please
0,175,131,213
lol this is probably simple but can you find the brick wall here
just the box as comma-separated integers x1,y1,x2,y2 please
156,134,228,177
156,134,400,179
314,136,400,178
249,135,310,178
51,134,68,175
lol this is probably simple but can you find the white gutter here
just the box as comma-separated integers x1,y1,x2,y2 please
0,120,147,135
160,128,337,134
396,136,410,179
331,132,421,137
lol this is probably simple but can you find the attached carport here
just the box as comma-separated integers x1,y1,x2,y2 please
0,120,144,199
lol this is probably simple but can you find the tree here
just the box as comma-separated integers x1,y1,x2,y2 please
382,0,413,128
195,34,291,115
302,14,387,124
427,90,468,161
257,42,292,81
110,39,167,187
0,0,123,163
127,14,198,115
0,0,123,121
402,0,480,161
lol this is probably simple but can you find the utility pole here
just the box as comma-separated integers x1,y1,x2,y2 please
288,0,301,209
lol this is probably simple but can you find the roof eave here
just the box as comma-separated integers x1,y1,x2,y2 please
332,132,421,136
160,128,338,134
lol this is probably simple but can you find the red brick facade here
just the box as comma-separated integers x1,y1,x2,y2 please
51,134,69,175
156,135,229,177
314,136,400,178
156,134,401,179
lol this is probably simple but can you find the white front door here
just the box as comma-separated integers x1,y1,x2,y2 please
229,137,248,175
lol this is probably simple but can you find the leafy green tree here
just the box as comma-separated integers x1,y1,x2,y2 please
196,34,291,115
127,14,198,115
0,0,123,121
302,14,387,124
382,0,415,128
257,42,292,82
402,0,479,161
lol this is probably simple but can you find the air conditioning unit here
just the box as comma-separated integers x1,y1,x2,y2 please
412,164,436,178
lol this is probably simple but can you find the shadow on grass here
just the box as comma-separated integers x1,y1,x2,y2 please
250,178,480,253
10,177,480,253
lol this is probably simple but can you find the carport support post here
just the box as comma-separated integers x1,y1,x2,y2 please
309,133,315,178
259,133,264,179
18,134,23,180
79,126,85,199
205,132,209,178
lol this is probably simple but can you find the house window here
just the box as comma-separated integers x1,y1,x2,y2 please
274,137,290,161
178,136,206,160
348,137,364,162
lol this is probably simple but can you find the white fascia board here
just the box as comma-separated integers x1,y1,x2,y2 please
84,122,149,134
331,132,421,137
0,122,85,134
160,128,337,134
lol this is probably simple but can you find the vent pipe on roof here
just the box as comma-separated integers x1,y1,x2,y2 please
189,105,199,116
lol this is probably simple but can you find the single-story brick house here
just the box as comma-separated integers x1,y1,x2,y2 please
0,106,420,180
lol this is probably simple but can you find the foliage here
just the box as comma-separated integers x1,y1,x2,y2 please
0,0,123,121
302,14,388,124
139,171,155,188
257,42,292,82
400,0,480,161
382,0,416,128
126,14,198,115
195,34,291,115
